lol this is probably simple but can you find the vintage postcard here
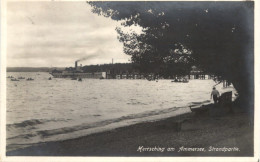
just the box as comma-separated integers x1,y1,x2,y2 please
0,0,259,162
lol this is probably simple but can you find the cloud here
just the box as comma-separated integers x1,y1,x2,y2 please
7,1,130,67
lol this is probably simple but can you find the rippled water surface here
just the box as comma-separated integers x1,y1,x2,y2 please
6,72,236,151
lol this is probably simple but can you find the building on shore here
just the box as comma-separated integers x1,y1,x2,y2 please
188,66,214,80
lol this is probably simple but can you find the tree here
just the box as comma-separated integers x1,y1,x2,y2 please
88,1,254,110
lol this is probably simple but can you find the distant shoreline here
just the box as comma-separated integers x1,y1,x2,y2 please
7,67,65,72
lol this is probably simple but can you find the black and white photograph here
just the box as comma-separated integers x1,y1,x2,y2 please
1,0,258,161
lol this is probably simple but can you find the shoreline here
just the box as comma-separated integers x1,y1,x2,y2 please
7,104,254,156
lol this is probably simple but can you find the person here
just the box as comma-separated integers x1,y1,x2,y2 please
211,87,220,104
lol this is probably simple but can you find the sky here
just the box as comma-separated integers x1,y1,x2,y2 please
6,1,132,67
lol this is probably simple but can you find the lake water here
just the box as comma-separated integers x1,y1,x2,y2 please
6,72,237,151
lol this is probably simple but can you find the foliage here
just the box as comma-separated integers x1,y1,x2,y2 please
88,2,254,109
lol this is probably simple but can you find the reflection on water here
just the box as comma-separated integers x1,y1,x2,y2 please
6,72,236,151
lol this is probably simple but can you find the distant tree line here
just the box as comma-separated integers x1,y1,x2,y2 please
82,63,192,78
7,67,65,72
82,63,134,74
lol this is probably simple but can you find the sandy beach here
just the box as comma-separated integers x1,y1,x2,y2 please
7,104,254,157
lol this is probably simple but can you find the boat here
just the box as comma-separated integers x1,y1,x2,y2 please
171,79,182,82
50,61,106,79
189,104,210,113
11,78,19,81
171,78,189,83
48,77,52,80
18,77,25,79
26,78,34,81
78,78,82,81
147,78,155,81
7,76,14,78
182,79,189,83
